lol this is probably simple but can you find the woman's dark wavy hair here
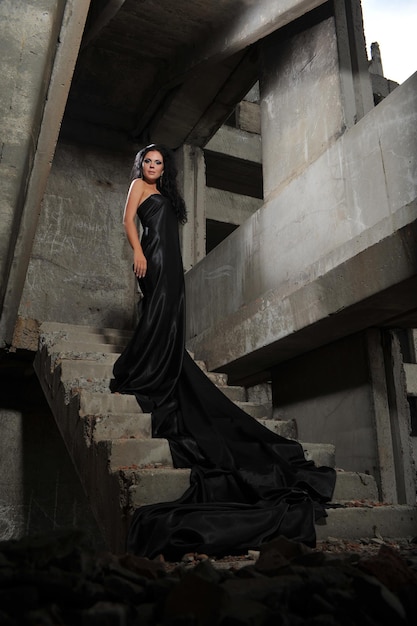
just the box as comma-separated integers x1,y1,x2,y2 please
131,144,187,224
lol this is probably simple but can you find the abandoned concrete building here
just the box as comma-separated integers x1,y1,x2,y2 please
0,0,416,552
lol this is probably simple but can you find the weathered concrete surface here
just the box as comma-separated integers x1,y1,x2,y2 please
316,505,417,542
0,353,103,546
404,363,417,396
271,332,378,479
0,0,65,306
34,321,303,550
261,17,345,200
271,328,416,506
205,187,262,226
205,126,262,164
185,73,417,380
17,142,136,332
0,0,90,346
33,320,406,550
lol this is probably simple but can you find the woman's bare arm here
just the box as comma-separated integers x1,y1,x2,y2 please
122,179,147,278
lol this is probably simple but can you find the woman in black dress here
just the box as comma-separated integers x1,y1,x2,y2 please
110,144,336,560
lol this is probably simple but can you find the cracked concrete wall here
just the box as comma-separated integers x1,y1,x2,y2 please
271,332,378,479
0,0,91,346
18,142,137,331
0,0,66,313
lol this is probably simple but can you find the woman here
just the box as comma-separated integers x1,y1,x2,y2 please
110,145,187,412
111,144,336,560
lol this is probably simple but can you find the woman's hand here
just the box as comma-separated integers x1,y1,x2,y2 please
133,250,147,278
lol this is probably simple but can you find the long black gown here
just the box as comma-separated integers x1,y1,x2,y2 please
110,193,336,560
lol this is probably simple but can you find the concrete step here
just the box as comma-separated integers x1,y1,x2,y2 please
219,385,246,402
333,471,378,501
206,371,229,385
127,468,379,509
103,438,173,470
235,402,268,419
128,468,190,507
59,359,117,380
258,418,297,439
79,390,141,416
58,358,239,396
61,372,247,402
84,411,331,467
107,437,334,470
316,504,417,541
36,321,398,553
39,321,132,345
79,390,270,424
48,341,125,357
91,413,152,441
404,362,417,396
80,391,297,441
59,356,231,393
302,443,335,468
186,358,228,383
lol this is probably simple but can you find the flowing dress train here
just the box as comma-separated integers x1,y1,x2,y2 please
110,193,336,560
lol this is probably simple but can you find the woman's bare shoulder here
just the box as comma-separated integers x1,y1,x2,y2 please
130,178,146,191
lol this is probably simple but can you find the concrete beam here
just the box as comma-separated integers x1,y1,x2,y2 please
177,145,207,271
135,0,327,144
205,188,262,225
206,126,262,164
149,48,259,148
164,0,327,82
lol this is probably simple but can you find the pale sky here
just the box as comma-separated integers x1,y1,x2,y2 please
361,0,417,84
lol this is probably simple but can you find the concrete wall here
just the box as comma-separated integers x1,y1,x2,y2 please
261,17,345,200
18,142,137,331
0,354,103,546
0,0,90,346
185,70,417,377
0,0,65,309
271,332,378,477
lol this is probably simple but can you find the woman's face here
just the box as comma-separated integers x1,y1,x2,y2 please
142,150,164,183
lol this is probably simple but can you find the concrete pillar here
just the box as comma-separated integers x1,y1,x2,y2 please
367,329,399,503
176,144,206,271
0,0,91,346
383,331,416,505
333,0,374,126
367,329,417,504
259,15,345,201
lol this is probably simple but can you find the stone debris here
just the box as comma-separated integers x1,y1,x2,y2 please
0,530,416,625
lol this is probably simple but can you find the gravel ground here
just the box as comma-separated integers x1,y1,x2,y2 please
167,536,417,572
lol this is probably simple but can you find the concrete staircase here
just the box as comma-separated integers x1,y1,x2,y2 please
34,322,417,553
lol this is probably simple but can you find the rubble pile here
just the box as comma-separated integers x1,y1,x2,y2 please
0,530,416,625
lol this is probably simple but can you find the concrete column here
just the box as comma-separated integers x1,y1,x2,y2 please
383,331,416,505
333,0,374,127
259,15,345,201
367,329,398,503
0,0,91,346
176,144,206,271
